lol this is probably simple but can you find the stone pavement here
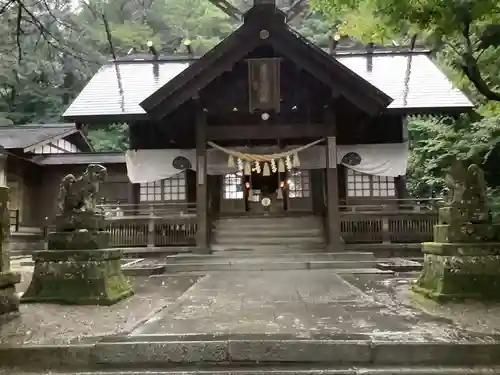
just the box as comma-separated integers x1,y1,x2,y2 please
131,269,500,341
0,275,200,345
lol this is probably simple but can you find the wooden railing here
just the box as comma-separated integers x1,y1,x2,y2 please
340,211,437,244
9,209,19,233
40,200,443,247
99,202,197,247
338,199,440,244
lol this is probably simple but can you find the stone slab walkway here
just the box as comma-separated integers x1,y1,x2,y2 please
0,275,200,345
131,270,500,342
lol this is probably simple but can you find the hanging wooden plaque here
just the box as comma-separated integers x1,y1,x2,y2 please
247,58,281,113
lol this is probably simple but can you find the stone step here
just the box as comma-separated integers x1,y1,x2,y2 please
210,244,326,252
215,218,322,229
167,251,376,262
2,335,500,371
163,259,378,272
44,335,500,367
8,367,500,374
214,236,325,245
214,227,323,238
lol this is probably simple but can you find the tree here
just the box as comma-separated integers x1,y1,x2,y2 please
311,0,500,104
406,115,500,197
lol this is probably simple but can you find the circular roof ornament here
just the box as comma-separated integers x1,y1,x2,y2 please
260,29,270,39
261,197,271,207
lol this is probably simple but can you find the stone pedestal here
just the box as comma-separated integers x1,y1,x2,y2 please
0,185,20,316
0,272,21,315
22,246,133,305
22,230,133,305
413,219,500,301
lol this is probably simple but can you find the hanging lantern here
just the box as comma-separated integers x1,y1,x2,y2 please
278,158,285,173
237,158,244,170
263,162,271,176
244,161,252,175
228,154,235,168
292,153,300,168
270,159,277,173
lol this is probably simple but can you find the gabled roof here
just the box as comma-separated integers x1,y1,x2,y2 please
140,5,391,118
0,123,92,152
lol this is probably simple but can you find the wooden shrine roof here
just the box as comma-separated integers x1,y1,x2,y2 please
0,123,92,152
63,50,473,123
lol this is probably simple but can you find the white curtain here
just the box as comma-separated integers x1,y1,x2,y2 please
125,142,409,183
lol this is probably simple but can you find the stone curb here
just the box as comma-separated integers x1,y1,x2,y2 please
164,260,379,273
4,368,500,375
1,339,500,369
122,265,166,276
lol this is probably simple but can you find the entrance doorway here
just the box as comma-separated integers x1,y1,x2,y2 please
244,171,287,213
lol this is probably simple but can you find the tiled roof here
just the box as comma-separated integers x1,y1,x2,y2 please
0,123,78,150
336,53,472,109
63,52,472,120
63,61,189,119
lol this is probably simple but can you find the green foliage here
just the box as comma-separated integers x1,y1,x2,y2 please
311,0,500,105
87,123,129,152
407,115,500,197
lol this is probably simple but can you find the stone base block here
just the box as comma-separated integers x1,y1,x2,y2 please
55,212,105,231
413,242,500,301
21,249,134,305
48,230,110,250
434,224,500,243
0,271,21,315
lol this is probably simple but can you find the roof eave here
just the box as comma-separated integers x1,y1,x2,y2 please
387,105,475,115
62,113,149,124
22,127,78,153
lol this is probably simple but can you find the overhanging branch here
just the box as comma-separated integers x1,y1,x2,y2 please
460,19,500,102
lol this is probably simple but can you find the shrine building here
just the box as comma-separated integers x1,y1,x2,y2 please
2,1,472,253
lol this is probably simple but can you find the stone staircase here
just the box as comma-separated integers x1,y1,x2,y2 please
160,215,379,273
211,215,326,252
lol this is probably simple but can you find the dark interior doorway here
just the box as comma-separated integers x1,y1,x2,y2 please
243,171,287,211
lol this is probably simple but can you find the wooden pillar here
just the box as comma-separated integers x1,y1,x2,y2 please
195,107,210,253
324,108,343,251
0,153,6,187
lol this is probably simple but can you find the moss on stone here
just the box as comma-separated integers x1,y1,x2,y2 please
415,251,500,301
22,247,133,306
22,256,134,305
47,230,111,250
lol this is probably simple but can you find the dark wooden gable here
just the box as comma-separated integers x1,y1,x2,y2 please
140,4,392,119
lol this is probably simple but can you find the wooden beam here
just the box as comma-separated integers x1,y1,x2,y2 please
206,124,328,140
207,0,243,21
286,0,309,23
195,107,210,254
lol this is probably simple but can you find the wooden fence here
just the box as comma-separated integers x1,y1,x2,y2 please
99,202,197,247
39,200,440,247
340,211,437,244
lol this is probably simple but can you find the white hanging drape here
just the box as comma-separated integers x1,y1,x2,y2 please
125,142,409,183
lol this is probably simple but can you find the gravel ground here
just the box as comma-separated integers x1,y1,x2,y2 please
0,273,200,345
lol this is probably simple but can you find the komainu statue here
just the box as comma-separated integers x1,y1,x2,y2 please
442,160,489,224
57,164,107,216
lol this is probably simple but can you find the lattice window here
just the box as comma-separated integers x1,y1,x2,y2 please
139,173,187,202
287,170,310,198
163,173,186,201
223,171,243,199
346,169,396,198
140,180,162,202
